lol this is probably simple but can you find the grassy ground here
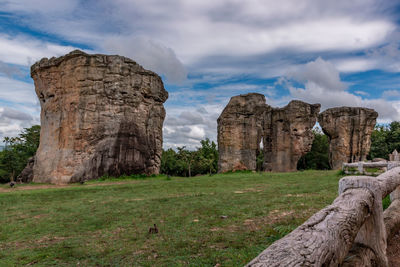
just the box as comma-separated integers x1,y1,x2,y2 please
0,170,342,266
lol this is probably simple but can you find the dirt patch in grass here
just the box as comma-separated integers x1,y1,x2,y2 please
33,214,48,219
234,188,264,194
208,209,309,234
210,225,239,232
242,209,316,231
0,180,141,193
5,236,68,250
284,193,318,197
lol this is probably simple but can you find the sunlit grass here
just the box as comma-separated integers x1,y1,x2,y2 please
0,170,342,266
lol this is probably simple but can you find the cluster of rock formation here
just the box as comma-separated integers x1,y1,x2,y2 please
20,50,168,184
319,107,378,170
218,93,378,172
17,49,379,182
218,93,320,172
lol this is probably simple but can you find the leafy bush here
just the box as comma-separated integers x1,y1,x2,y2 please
161,138,218,177
368,121,400,160
383,195,391,210
297,128,330,170
0,125,40,183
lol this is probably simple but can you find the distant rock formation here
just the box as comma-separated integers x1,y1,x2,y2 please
17,157,34,183
20,50,168,184
263,100,321,172
389,150,399,162
217,93,267,172
319,107,378,169
217,93,320,172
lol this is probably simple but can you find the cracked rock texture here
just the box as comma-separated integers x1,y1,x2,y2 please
263,100,320,172
217,93,320,172
24,50,168,184
217,93,267,172
319,107,378,170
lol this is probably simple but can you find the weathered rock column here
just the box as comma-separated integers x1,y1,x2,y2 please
318,107,378,170
217,93,266,172
217,94,320,172
263,101,320,172
24,50,168,184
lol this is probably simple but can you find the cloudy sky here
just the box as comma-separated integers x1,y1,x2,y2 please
0,0,400,149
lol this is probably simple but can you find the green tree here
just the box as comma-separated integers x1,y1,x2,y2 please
387,122,400,154
177,147,197,177
0,125,40,183
161,148,178,175
160,138,219,177
368,125,389,160
196,138,218,175
297,129,330,170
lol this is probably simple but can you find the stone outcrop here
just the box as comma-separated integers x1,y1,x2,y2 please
319,107,378,169
17,157,35,183
389,150,399,162
21,50,168,184
263,100,321,172
217,93,320,172
217,93,267,172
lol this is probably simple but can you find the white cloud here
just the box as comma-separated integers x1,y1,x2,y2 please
382,90,400,100
287,57,347,91
2,0,79,14
285,58,400,121
2,0,396,68
0,34,81,66
0,75,37,105
332,33,400,73
333,57,378,73
0,106,38,141
163,102,223,150
355,91,369,96
366,41,400,72
0,107,32,121
0,61,22,78
0,75,40,141
103,36,187,83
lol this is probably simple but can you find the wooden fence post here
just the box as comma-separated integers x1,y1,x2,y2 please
339,176,388,267
357,162,364,174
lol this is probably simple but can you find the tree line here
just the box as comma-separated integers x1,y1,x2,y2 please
161,139,218,177
368,121,400,160
1,122,400,183
0,125,40,183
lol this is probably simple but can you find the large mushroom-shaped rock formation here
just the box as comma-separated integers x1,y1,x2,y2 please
217,93,320,172
263,100,321,172
318,107,378,170
217,93,267,172
22,50,168,184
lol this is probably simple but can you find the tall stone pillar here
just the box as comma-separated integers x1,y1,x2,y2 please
318,107,378,170
21,50,168,184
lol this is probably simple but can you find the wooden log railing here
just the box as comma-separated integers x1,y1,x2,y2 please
342,161,400,175
246,166,400,267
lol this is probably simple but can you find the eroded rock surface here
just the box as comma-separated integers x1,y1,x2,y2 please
263,101,320,172
17,157,35,183
22,50,168,184
217,93,267,172
319,107,378,169
217,93,320,172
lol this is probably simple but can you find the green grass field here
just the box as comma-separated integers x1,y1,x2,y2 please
0,170,342,266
